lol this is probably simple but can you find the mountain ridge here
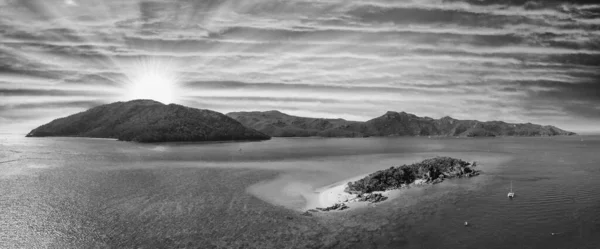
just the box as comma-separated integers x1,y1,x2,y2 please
226,110,576,138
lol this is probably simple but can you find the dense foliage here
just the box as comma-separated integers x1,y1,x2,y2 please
26,100,271,143
228,110,576,138
346,157,479,194
227,110,365,137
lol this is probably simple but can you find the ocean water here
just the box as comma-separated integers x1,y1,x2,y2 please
1,134,599,248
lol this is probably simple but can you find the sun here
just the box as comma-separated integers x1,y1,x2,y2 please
128,71,175,104
124,59,181,104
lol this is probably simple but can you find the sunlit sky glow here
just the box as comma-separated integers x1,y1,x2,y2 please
1,0,599,134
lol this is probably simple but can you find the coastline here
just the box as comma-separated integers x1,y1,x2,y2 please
245,155,491,214
303,175,430,212
303,175,367,211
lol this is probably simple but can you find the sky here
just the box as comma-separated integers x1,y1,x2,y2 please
0,0,599,134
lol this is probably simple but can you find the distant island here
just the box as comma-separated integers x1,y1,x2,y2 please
227,110,576,138
26,100,270,143
307,157,480,213
27,100,576,143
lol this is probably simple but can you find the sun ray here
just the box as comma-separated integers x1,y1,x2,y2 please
123,57,181,104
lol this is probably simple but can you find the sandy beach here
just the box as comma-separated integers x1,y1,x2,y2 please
302,175,433,211
301,175,396,211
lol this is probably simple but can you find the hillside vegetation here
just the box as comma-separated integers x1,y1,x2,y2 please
345,157,480,194
27,100,270,143
227,110,576,138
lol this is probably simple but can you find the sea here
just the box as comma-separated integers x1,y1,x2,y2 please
1,134,599,248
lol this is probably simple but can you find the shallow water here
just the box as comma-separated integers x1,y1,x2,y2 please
1,134,599,248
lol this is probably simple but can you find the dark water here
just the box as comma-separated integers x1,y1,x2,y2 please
1,135,599,248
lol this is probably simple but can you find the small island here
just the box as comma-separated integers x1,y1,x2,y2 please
306,157,480,213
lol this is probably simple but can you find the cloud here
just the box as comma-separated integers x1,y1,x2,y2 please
0,100,104,112
64,0,77,6
0,0,599,133
0,88,111,97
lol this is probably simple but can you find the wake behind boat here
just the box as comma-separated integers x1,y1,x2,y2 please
508,181,515,198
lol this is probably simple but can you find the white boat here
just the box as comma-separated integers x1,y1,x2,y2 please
507,181,515,198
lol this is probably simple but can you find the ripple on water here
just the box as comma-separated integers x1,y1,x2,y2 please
2,136,600,248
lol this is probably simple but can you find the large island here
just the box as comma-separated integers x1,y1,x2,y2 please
227,110,576,138
26,99,271,143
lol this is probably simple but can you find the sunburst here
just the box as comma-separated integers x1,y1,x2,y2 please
123,58,181,104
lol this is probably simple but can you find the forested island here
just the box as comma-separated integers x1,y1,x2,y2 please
28,99,575,143
227,111,576,138
346,157,480,195
26,100,270,143
308,157,481,213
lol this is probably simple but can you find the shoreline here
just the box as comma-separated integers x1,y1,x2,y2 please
303,175,367,211
303,175,430,212
244,156,485,214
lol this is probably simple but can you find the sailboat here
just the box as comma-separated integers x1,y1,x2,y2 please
507,181,515,198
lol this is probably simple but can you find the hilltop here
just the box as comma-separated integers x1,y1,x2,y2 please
226,110,364,137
